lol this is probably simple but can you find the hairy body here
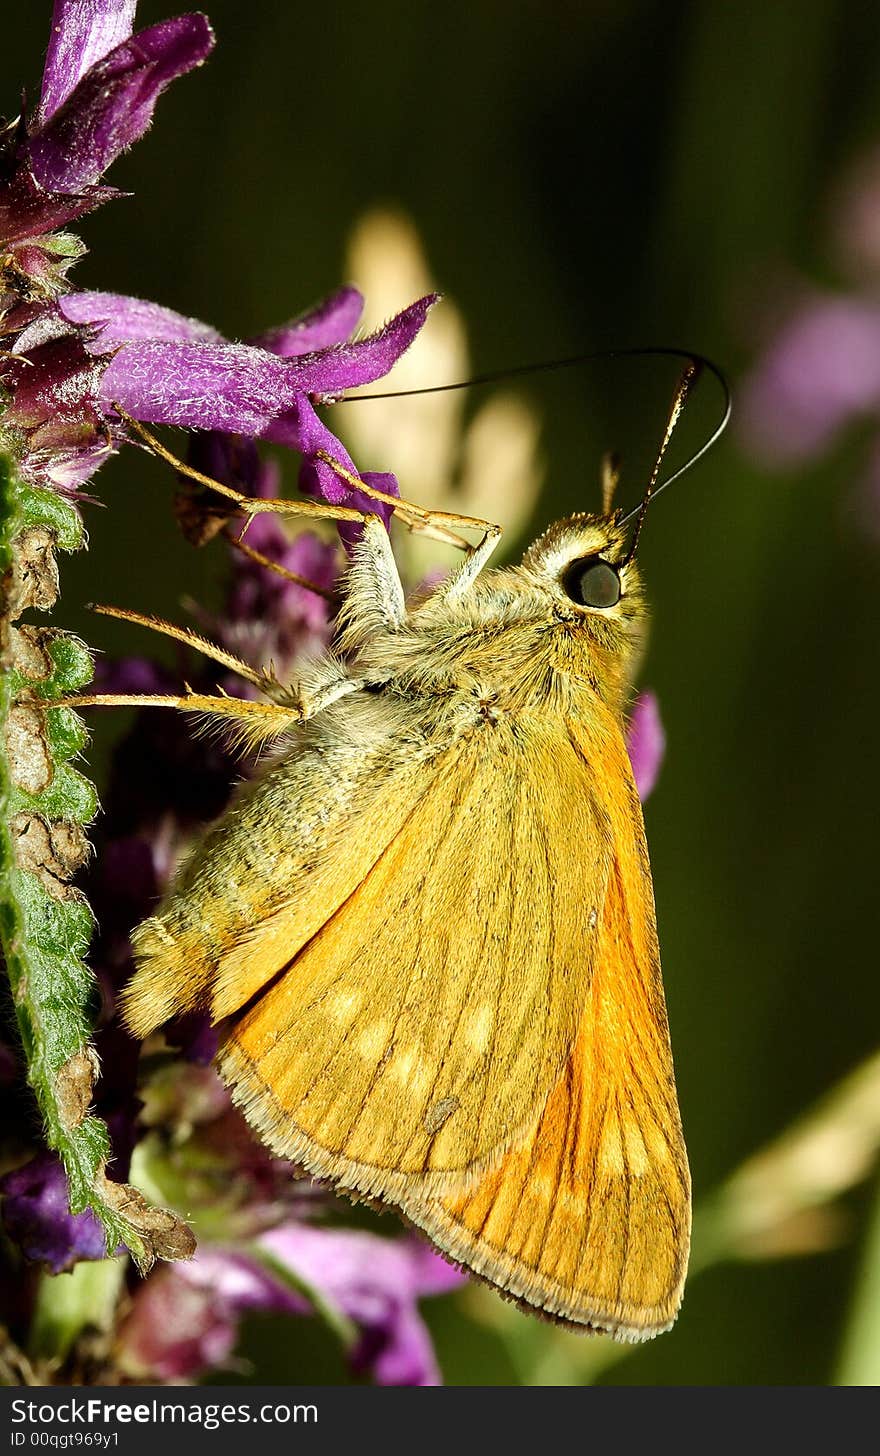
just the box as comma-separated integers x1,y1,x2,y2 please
123,510,690,1340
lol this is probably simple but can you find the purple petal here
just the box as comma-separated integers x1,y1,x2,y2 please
274,397,398,529
100,346,394,536
252,287,364,358
40,1,138,122
292,294,438,399
100,339,314,433
0,1152,106,1273
0,164,118,245
0,326,110,487
358,1303,442,1387
100,296,435,430
0,303,115,488
182,1248,309,1316
359,471,400,503
627,691,665,801
257,1226,449,1387
25,435,114,493
739,293,880,464
403,1240,466,1296
62,290,222,348
30,15,215,192
1,335,104,426
169,1227,455,1386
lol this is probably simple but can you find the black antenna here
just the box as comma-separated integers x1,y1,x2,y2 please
619,359,700,561
336,346,732,513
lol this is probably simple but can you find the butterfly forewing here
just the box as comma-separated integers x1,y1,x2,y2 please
217,716,611,1204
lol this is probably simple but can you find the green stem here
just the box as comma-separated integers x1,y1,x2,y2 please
834,1175,880,1386
0,442,193,1273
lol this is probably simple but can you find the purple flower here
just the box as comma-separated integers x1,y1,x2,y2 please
737,142,880,541
0,3,214,246
3,279,433,514
0,1152,106,1273
627,690,665,801
0,310,113,491
3,7,435,522
738,291,880,464
119,1228,462,1385
0,1,213,487
251,287,365,357
0,2,455,1393
62,286,436,524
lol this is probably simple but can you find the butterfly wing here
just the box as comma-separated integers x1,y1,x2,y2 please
400,730,690,1339
217,716,612,1204
126,707,463,1036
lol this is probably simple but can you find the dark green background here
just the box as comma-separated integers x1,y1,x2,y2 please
4,0,879,1385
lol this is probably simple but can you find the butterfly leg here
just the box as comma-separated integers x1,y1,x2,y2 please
84,604,365,722
220,527,336,602
312,451,503,607
114,409,382,537
117,413,500,606
51,675,368,751
340,514,407,632
114,413,423,625
428,520,503,604
87,603,283,696
314,449,503,561
53,689,305,737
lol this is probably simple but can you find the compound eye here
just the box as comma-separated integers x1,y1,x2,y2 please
564,557,622,609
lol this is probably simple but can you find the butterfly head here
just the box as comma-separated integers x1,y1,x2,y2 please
518,512,648,694
522,512,643,620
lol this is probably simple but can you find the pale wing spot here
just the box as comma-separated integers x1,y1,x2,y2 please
134,917,175,951
465,1005,494,1053
356,1020,390,1060
407,1063,432,1095
645,1121,673,1167
599,1112,625,1175
387,1048,418,1083
328,989,362,1023
623,1119,650,1177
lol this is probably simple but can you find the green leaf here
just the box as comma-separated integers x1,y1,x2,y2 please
0,442,194,1276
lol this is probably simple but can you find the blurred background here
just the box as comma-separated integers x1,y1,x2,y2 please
4,0,880,1385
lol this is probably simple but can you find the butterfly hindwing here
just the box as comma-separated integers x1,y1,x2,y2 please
400,729,690,1338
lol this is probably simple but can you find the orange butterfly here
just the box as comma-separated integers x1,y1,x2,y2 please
98,370,705,1340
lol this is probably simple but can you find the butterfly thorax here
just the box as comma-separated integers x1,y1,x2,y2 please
344,512,647,724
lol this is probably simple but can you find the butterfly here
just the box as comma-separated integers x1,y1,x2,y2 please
85,356,725,1339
